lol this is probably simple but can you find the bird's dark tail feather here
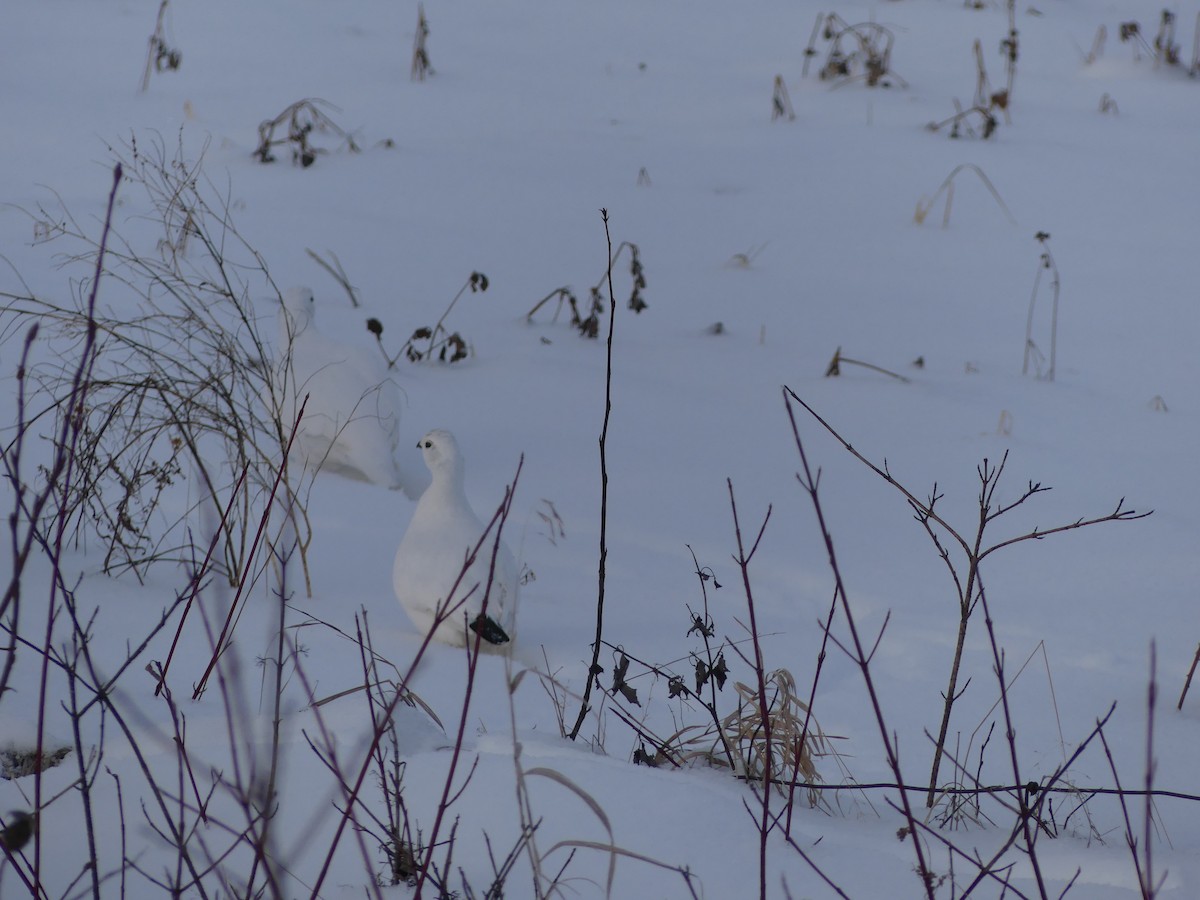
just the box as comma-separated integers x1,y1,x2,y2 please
470,612,510,645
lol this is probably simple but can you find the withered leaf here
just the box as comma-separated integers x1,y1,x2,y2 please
711,653,728,691
632,743,660,767
687,614,714,639
610,652,640,705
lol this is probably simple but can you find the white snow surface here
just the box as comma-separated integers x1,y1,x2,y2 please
2,1,1199,898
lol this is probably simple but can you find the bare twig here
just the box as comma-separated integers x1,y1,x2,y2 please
726,482,773,899
975,573,1050,897
782,388,1150,808
34,163,122,894
1142,645,1160,899
1179,642,1200,709
782,389,937,899
192,395,306,700
569,209,617,741
154,467,248,696
6,134,316,586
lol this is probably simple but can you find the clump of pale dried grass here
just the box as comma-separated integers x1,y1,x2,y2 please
662,668,831,805
724,670,827,794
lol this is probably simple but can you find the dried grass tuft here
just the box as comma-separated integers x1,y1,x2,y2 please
661,668,832,804
722,669,828,797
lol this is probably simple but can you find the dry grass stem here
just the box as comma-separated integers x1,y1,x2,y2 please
305,248,359,307
824,346,910,383
913,163,1015,227
722,670,828,805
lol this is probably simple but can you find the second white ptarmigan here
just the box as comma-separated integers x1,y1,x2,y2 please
277,286,427,499
392,429,518,648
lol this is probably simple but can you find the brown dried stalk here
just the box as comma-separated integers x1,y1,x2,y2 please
914,163,1016,228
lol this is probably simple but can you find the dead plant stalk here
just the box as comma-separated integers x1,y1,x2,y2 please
569,209,618,741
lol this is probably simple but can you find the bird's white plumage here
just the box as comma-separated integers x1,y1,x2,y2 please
392,429,518,648
277,287,427,498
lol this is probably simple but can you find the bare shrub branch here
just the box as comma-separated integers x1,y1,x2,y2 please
783,387,1149,810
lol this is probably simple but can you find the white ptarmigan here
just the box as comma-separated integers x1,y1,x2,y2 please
277,287,427,499
392,429,518,648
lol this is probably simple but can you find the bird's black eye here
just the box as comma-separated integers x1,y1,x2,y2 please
423,441,432,448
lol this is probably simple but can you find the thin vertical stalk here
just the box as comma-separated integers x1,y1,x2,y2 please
1143,643,1157,899
569,208,617,742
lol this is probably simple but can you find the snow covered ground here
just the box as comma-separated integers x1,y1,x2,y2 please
2,1,1199,897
